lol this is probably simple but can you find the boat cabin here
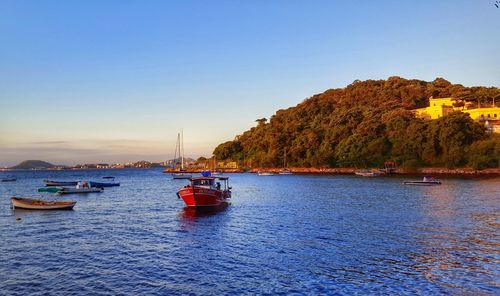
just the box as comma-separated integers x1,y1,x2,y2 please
422,176,437,182
189,176,230,191
76,181,90,189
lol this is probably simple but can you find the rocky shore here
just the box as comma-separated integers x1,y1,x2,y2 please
164,167,500,176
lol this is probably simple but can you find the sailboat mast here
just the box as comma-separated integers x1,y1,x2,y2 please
181,129,185,170
283,148,287,168
173,133,179,170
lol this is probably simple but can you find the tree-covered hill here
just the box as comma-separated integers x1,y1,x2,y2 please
213,77,500,169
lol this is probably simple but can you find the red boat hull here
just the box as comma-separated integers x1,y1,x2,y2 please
177,186,230,207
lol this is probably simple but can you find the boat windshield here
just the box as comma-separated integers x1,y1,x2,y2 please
192,179,214,187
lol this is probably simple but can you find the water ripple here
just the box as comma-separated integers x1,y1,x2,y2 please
0,170,499,295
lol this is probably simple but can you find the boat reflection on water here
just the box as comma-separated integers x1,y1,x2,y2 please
180,202,229,220
11,206,77,221
178,203,230,231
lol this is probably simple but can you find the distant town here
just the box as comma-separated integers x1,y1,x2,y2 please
0,158,239,171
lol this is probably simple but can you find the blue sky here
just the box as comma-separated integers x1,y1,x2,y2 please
0,0,499,166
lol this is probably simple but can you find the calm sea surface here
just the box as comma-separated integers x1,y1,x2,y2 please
0,169,499,295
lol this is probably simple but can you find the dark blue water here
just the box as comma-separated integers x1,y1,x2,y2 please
0,169,499,295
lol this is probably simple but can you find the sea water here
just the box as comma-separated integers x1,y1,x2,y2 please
0,169,498,295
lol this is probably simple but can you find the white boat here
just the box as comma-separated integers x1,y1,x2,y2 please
172,172,192,179
11,197,76,210
171,130,192,180
355,169,382,177
258,171,275,176
403,176,442,186
279,149,293,175
58,182,104,194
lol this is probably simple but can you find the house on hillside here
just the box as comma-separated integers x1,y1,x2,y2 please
218,161,239,169
414,97,500,133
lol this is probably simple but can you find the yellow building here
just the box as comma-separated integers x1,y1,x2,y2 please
217,161,239,169
414,98,455,120
465,107,500,121
414,97,500,133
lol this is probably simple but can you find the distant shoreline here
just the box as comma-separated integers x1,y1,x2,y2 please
163,167,500,176
2,167,499,176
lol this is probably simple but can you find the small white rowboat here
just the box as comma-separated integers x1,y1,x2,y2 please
403,176,442,186
11,197,76,210
258,171,275,176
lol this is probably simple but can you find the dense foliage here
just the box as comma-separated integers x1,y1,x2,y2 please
214,77,500,169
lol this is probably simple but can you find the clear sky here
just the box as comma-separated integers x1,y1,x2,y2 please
0,0,499,166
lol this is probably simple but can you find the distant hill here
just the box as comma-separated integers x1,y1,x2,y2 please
213,77,500,169
10,160,55,170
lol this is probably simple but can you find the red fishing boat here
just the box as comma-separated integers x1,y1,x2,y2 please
177,176,231,207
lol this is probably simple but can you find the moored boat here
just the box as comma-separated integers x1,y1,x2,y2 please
403,176,442,186
211,157,222,175
258,171,275,176
44,180,78,186
89,181,120,187
177,176,231,207
58,182,104,194
11,197,76,210
1,178,17,182
38,187,62,193
58,187,104,194
170,130,192,179
279,149,293,175
355,169,382,177
172,171,192,179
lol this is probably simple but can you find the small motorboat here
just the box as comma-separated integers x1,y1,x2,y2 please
11,197,76,210
258,171,275,176
89,181,120,187
355,169,382,177
403,176,442,186
102,176,115,179
1,178,17,182
58,182,104,194
177,176,231,207
38,187,62,193
44,180,78,186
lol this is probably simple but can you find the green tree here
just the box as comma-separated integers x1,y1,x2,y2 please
212,77,499,169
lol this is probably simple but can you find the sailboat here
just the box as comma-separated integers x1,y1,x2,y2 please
279,148,293,175
211,156,222,175
172,130,192,180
